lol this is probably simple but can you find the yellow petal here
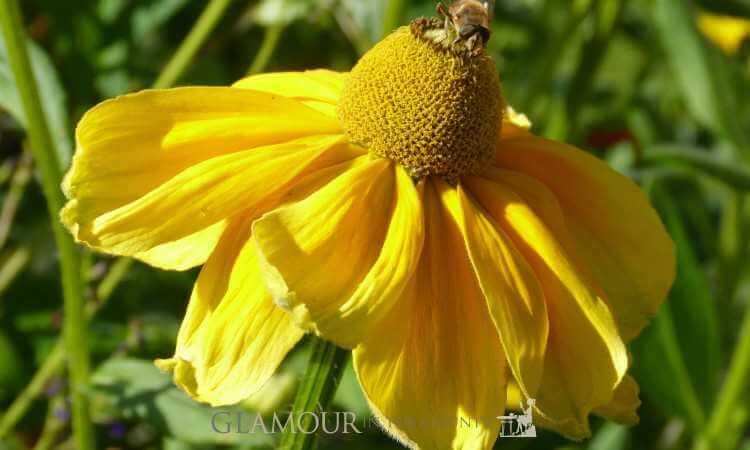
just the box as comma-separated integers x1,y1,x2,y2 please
156,216,304,406
62,86,346,269
449,184,547,400
465,173,628,439
253,159,420,348
353,180,506,450
64,134,362,263
506,371,640,429
495,135,675,341
134,220,227,271
233,70,347,117
594,375,641,425
499,105,533,139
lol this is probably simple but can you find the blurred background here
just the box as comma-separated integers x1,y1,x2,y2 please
1,0,750,449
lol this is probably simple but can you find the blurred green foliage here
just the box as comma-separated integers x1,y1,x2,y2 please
1,0,750,449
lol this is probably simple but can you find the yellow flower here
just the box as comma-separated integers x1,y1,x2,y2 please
62,20,674,450
698,11,750,55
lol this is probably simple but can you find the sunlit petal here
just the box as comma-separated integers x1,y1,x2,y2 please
62,87,349,269
353,180,506,450
253,159,420,348
466,173,628,439
233,70,347,117
156,216,304,406
495,134,675,341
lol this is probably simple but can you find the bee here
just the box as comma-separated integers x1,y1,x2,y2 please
437,0,494,53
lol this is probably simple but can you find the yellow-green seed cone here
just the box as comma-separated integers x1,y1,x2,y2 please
338,22,504,179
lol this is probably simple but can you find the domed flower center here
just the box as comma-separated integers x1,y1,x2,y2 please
338,19,504,180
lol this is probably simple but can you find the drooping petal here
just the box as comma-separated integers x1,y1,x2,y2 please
63,87,349,269
353,180,506,450
233,70,347,117
495,135,675,341
499,105,533,140
253,160,424,348
505,368,640,428
451,184,547,401
593,375,641,425
133,220,227,271
465,174,628,439
64,134,363,265
155,216,304,406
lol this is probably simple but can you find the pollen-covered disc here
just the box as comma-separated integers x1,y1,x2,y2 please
337,23,504,180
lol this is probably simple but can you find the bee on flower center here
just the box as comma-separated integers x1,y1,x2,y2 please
437,0,494,53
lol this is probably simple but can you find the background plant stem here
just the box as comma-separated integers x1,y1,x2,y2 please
0,151,32,250
247,24,284,75
382,0,407,38
0,1,92,448
564,0,623,140
696,305,750,450
279,337,349,450
152,0,234,89
0,0,235,432
0,256,130,438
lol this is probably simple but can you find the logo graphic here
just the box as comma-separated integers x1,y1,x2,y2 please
497,399,537,438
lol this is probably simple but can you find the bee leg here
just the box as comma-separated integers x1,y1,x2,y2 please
436,2,450,19
436,2,453,33
466,33,480,53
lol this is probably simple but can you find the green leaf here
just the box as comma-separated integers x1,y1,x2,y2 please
131,0,190,41
251,0,316,27
588,423,629,450
652,0,747,151
340,0,386,47
632,183,721,430
90,358,274,446
644,146,750,191
0,329,24,402
332,359,371,419
695,0,750,17
0,34,72,169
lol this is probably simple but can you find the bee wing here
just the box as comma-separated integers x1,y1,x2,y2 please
483,0,495,19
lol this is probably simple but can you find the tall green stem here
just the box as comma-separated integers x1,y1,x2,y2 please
0,1,92,449
247,24,284,75
696,305,750,450
0,257,131,439
152,0,234,88
717,194,746,311
0,151,32,250
279,337,349,450
0,0,231,434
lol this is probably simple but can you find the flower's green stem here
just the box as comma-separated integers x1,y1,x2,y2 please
279,337,349,450
247,24,284,75
0,1,92,448
152,0,234,88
